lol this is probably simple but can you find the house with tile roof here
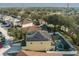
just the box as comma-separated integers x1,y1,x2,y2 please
22,19,41,33
3,15,13,21
21,30,54,51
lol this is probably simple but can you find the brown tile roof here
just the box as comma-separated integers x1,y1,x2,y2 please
17,50,62,56
22,19,32,24
22,25,41,32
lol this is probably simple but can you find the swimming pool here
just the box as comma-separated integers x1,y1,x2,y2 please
47,32,77,56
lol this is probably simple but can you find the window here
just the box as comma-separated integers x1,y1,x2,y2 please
30,42,32,44
41,42,43,44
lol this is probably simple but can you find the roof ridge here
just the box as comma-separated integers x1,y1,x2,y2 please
39,31,51,40
26,31,52,41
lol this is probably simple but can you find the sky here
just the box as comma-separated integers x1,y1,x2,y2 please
0,3,79,7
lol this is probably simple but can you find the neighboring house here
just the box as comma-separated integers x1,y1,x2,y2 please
3,15,13,21
17,16,21,19
22,22,34,28
22,30,54,51
13,18,21,26
22,19,34,28
22,25,41,33
1,21,13,29
39,19,47,26
3,15,21,26
22,19,41,32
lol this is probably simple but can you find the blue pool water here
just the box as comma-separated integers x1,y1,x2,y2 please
52,32,76,51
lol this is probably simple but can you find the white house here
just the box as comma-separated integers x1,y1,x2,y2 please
3,16,13,21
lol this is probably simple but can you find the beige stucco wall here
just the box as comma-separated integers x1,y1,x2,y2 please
23,41,54,51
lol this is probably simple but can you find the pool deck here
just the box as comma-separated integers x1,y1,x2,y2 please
48,32,77,55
